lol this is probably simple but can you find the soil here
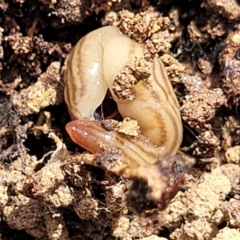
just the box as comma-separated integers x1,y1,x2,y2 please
1,0,240,239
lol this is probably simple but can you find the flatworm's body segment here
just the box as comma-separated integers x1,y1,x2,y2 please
65,26,144,120
66,119,164,166
64,26,183,157
64,26,195,213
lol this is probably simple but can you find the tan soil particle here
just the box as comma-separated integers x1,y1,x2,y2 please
187,20,210,43
11,61,63,116
44,212,69,240
50,0,120,24
113,56,152,100
187,15,227,43
25,220,48,239
107,6,183,55
200,15,227,40
5,33,33,55
96,147,125,172
222,200,240,228
22,160,74,207
163,164,240,240
3,194,44,230
181,88,226,131
194,130,220,157
197,58,213,75
101,119,119,131
160,54,186,80
221,116,240,151
218,27,240,102
225,146,240,164
115,117,140,137
212,227,240,240
74,196,99,220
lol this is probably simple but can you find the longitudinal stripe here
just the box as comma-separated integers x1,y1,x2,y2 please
150,58,182,155
64,26,183,167
66,49,78,110
153,59,181,120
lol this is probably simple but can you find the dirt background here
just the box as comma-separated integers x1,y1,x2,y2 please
1,0,240,239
